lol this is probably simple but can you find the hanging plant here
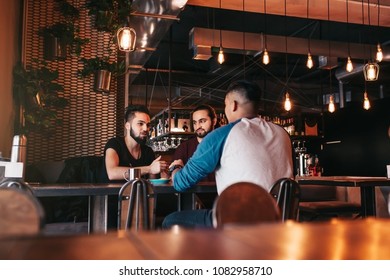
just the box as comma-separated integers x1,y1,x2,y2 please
79,57,126,93
40,22,89,59
85,0,134,33
55,0,80,21
13,60,69,135
40,0,89,60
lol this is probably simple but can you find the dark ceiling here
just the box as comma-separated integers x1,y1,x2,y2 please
127,0,390,116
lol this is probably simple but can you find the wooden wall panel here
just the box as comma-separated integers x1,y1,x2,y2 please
24,0,123,163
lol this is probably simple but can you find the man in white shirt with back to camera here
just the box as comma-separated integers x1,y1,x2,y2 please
163,80,294,229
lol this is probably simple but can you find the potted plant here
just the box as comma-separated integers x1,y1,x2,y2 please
40,1,89,60
41,22,89,60
85,0,133,33
12,60,69,135
79,57,126,94
85,0,115,32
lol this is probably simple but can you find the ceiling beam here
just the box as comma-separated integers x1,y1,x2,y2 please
187,0,390,27
190,27,385,61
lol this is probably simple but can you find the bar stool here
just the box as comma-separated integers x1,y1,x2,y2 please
269,178,301,222
117,177,151,231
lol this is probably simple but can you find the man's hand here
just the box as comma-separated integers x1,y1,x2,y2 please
149,155,168,175
168,159,184,171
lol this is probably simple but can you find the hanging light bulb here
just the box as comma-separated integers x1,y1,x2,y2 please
364,62,380,81
217,47,225,64
284,92,292,111
306,53,313,69
376,43,383,62
328,95,335,113
363,91,371,110
346,56,354,72
262,48,270,65
116,26,136,52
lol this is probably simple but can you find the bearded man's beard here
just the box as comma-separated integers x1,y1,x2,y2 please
130,128,147,145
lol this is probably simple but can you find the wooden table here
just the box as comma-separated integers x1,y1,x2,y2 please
3,218,390,259
31,183,123,233
296,176,390,217
152,181,217,211
31,182,217,233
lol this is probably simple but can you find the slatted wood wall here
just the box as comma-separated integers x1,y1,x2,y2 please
24,0,124,163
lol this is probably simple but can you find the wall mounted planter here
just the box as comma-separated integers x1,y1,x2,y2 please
94,69,112,94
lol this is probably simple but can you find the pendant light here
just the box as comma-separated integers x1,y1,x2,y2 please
346,57,354,72
326,0,334,114
262,0,270,65
217,47,225,64
217,0,225,64
328,95,336,113
328,70,335,113
284,0,291,111
376,44,383,62
306,53,313,69
284,92,292,111
376,2,383,62
345,0,353,72
362,78,371,110
116,17,136,52
363,0,380,81
364,62,379,81
306,0,313,69
363,92,371,110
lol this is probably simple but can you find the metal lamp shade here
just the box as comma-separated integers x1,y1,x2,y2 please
363,62,380,81
117,27,136,52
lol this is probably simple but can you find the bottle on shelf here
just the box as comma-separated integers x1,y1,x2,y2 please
182,121,189,132
164,119,169,134
156,119,163,136
150,126,156,139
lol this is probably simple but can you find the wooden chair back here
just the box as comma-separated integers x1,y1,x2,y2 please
212,182,281,228
270,178,301,221
0,186,45,236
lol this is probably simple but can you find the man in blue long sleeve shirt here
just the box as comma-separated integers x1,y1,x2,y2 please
163,80,294,229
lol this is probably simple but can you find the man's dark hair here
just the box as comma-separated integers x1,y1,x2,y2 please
124,105,150,122
192,104,217,122
226,80,262,110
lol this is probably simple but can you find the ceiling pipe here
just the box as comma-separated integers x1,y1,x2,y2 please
131,11,181,21
334,63,365,82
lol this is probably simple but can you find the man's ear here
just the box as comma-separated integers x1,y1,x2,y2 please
232,100,239,112
212,116,218,126
125,121,131,131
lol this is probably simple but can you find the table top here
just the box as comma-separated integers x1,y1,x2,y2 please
296,176,390,186
3,218,390,260
30,183,123,197
30,181,217,197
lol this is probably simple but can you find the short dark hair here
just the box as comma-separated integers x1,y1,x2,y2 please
192,104,217,122
124,105,150,122
226,80,262,109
